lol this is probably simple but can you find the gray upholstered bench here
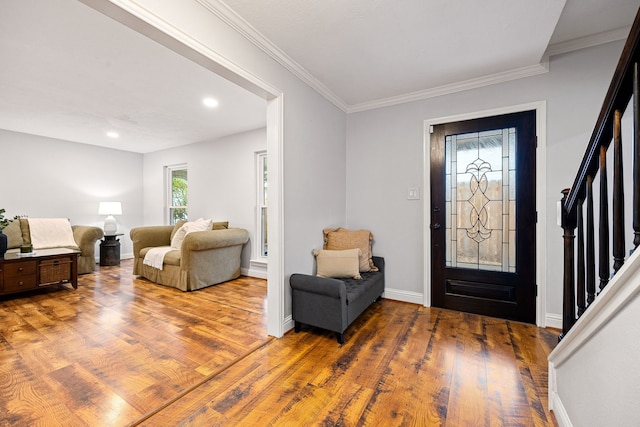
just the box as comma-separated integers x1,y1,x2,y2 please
290,256,385,344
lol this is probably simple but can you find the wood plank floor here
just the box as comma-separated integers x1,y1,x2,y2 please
140,300,560,426
0,261,559,426
0,260,268,426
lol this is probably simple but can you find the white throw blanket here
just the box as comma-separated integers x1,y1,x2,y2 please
28,218,78,249
143,246,174,270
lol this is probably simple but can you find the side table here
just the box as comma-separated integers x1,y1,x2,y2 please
100,233,123,266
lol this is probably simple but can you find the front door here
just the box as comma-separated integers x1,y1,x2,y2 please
430,110,536,323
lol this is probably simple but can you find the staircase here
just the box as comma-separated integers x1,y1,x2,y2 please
548,6,640,426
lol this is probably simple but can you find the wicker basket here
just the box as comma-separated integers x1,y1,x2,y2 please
39,257,72,285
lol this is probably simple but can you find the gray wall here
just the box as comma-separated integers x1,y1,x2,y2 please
345,40,625,319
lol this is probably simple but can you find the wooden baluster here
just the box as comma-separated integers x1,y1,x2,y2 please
560,188,577,340
599,145,610,292
634,62,640,249
613,109,625,273
577,197,586,316
586,176,596,306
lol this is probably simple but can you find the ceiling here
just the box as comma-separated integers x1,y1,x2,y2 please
220,0,640,108
1,0,638,153
0,0,267,154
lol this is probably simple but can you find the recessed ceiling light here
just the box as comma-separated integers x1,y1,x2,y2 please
106,131,119,139
203,97,219,108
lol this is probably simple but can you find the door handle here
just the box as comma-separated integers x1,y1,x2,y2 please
431,223,441,230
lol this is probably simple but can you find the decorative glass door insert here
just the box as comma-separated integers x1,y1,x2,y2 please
445,128,516,272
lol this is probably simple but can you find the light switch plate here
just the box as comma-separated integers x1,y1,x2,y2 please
408,187,420,200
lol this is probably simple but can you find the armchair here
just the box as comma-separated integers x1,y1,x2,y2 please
130,222,249,291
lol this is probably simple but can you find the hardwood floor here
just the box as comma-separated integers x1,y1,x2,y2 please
0,260,268,426
0,261,559,426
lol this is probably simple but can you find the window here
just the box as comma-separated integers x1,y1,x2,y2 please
167,164,188,225
257,151,268,257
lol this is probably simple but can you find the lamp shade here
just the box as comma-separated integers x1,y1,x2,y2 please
98,202,122,216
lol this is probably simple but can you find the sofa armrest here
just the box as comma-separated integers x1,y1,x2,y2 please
372,256,385,274
181,228,249,252
290,273,347,300
71,225,104,255
130,226,174,258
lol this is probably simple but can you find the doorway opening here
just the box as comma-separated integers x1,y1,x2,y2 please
84,0,286,337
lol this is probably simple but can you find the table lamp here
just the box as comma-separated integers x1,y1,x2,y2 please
98,202,122,235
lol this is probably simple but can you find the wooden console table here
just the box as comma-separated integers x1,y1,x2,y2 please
0,248,80,296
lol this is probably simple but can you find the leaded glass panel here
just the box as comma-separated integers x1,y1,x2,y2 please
445,128,516,272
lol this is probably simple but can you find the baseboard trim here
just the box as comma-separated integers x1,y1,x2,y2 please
545,313,562,329
383,288,424,305
549,389,573,427
282,315,294,334
244,259,268,279
241,267,268,279
95,253,134,263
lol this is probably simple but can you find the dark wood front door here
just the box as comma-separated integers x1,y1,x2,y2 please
430,110,536,323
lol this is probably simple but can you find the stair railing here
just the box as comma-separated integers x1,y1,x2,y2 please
560,7,640,339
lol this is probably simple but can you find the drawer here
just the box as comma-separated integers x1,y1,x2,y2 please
4,260,37,277
3,275,38,293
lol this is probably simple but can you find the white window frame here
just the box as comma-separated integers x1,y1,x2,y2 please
256,151,268,260
166,163,188,225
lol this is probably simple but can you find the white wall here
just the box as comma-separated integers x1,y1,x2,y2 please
549,249,640,427
345,40,625,319
142,128,266,269
0,129,143,258
557,291,640,426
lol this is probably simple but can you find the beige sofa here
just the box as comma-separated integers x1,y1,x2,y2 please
3,218,104,274
130,221,249,291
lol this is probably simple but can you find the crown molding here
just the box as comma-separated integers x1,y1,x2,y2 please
197,0,349,112
545,26,631,58
347,61,550,113
197,1,629,115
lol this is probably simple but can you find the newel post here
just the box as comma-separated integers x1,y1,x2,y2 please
560,188,577,340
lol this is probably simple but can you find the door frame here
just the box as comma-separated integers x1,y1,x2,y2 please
423,101,548,327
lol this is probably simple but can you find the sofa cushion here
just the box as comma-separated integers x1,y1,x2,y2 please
343,270,384,303
140,247,181,266
171,220,187,240
323,228,379,273
171,218,212,249
3,220,23,249
313,248,361,279
171,219,228,241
